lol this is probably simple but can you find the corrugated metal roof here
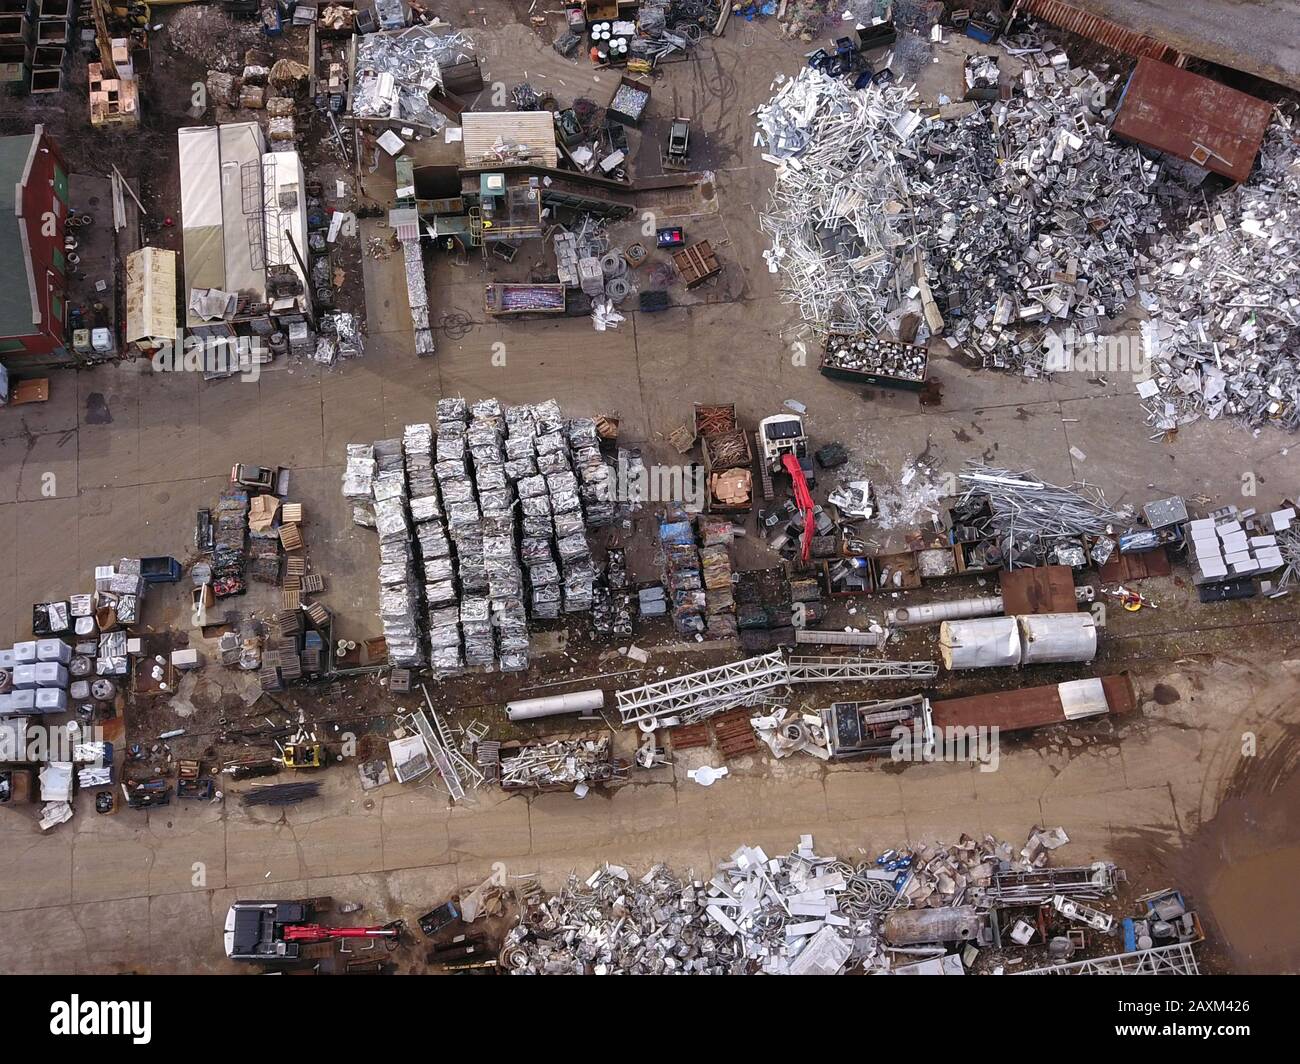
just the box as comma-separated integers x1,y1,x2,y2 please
1112,58,1272,183
125,247,177,344
0,131,39,338
178,123,268,324
460,112,557,169
1017,0,1181,63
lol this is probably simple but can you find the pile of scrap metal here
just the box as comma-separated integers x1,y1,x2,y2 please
499,827,1153,974
498,736,627,794
909,53,1167,374
501,835,893,974
756,69,922,337
1137,114,1300,434
351,28,475,129
755,53,1181,377
952,463,1134,568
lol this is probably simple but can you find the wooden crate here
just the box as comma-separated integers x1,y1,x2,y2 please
672,241,721,288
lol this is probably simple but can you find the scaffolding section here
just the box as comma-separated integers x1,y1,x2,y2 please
616,652,790,726
786,656,940,683
978,863,1122,905
1017,941,1200,976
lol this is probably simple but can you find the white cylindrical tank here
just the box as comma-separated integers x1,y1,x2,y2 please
888,596,1004,627
939,617,1021,670
1018,612,1097,664
506,690,605,722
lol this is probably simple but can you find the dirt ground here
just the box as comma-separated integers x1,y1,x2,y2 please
0,8,1297,974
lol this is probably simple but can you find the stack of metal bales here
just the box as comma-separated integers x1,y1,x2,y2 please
565,417,616,528
469,399,529,672
533,400,594,613
505,405,562,621
347,397,604,674
436,398,493,667
404,423,461,672
372,438,425,667
343,444,377,526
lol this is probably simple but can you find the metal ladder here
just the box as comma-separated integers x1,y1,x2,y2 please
412,706,464,802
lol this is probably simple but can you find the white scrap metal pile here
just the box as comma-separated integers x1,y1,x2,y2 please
351,28,474,128
1137,115,1300,433
498,736,623,790
756,59,1162,368
757,71,922,336
343,398,615,673
501,828,1113,974
756,54,1300,429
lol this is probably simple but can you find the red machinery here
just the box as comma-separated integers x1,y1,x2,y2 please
782,453,815,563
224,899,403,962
282,924,402,943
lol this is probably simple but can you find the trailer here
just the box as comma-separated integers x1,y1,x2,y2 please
484,283,567,316
930,675,1137,735
822,695,933,759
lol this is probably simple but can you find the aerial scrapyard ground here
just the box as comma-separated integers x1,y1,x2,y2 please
0,1,1297,974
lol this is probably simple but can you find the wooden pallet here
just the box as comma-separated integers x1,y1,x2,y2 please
672,240,721,288
279,524,304,551
668,722,711,751
713,710,758,759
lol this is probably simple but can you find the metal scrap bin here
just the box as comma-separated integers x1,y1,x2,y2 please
820,332,929,391
606,74,651,126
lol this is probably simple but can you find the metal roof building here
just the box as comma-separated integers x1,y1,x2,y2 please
177,122,268,327
1112,58,1273,184
460,112,558,170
